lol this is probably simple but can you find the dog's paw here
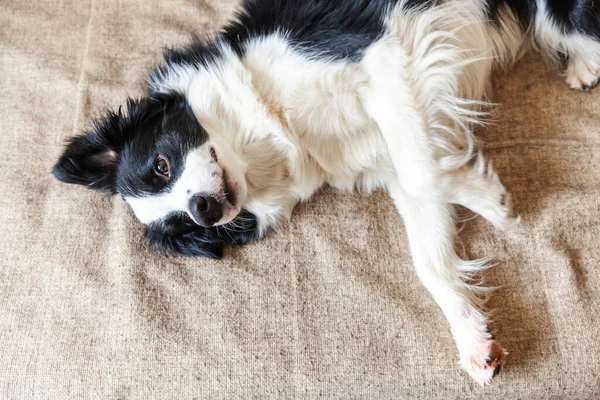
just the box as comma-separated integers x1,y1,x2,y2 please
475,166,520,231
459,339,506,386
493,190,520,231
566,57,600,91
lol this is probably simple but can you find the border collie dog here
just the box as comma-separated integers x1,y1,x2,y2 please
54,0,600,384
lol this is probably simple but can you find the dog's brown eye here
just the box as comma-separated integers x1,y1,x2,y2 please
154,156,170,176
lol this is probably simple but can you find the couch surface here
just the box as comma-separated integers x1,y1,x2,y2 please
1,0,599,398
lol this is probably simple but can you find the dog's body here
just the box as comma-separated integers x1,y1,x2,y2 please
53,0,600,385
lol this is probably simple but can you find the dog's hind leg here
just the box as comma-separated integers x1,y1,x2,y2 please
387,182,505,385
531,0,600,90
364,95,506,383
361,32,506,384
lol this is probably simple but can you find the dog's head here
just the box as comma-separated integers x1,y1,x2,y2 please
53,94,257,258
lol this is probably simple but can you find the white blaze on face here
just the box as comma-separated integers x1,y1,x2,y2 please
125,143,239,226
178,144,224,200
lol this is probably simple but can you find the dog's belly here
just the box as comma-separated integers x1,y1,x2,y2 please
299,129,393,193
242,35,396,193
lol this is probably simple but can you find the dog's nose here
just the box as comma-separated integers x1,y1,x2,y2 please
189,194,223,227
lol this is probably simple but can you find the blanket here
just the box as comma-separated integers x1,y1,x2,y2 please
1,0,599,398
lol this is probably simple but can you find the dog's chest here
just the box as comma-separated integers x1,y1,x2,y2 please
243,36,394,193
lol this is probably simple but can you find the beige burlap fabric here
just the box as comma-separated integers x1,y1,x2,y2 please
1,0,599,398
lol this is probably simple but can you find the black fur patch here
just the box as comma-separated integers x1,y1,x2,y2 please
485,0,537,26
155,0,440,68
222,0,396,61
545,0,600,39
53,99,139,194
144,210,258,259
153,39,226,85
487,0,600,41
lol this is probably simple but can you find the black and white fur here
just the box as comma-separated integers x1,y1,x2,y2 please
53,0,600,385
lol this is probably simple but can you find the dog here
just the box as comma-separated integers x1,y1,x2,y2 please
53,0,600,385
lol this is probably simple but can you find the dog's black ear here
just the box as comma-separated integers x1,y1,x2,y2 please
53,98,146,194
144,210,259,259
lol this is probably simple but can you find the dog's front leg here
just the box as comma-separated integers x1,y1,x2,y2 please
387,182,505,385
